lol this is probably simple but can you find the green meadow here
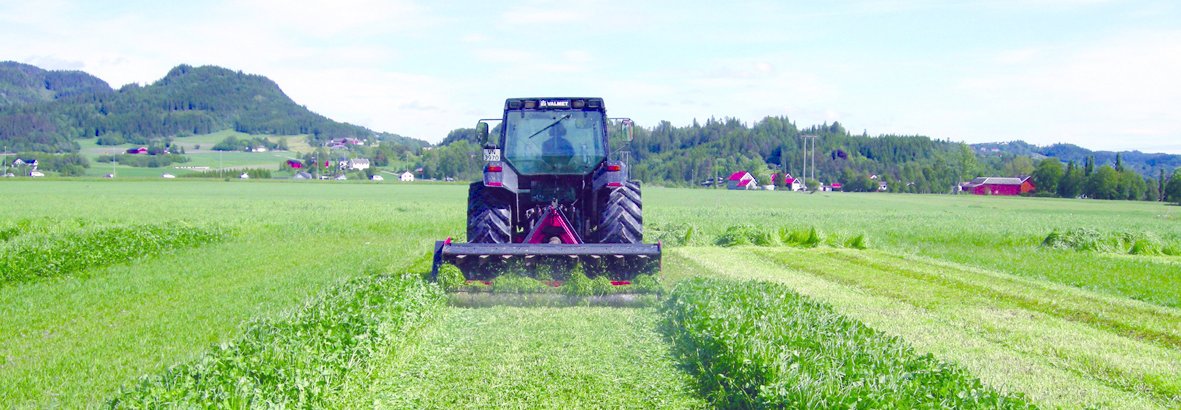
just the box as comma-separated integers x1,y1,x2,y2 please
1,180,1177,408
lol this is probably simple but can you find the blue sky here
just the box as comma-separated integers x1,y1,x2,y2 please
3,0,1179,153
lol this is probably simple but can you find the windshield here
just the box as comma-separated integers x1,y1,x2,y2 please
503,110,606,175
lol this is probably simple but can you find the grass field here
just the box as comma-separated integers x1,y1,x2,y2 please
76,130,311,177
1,180,1178,408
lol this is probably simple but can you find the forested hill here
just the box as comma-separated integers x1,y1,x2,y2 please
623,117,983,193
971,140,1181,179
0,62,426,152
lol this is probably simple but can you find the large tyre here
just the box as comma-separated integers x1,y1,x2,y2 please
467,182,511,243
595,180,643,243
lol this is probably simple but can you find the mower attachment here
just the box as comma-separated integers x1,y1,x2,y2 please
431,238,661,281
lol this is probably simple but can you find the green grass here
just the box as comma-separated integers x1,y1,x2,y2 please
2,181,1179,408
671,247,1181,408
109,271,443,408
649,189,1181,307
340,306,706,409
0,180,464,407
0,222,227,284
662,276,1031,408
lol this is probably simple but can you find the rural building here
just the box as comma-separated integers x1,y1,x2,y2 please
239,173,250,179
348,158,371,171
371,174,384,181
12,158,38,169
127,147,148,155
727,171,757,190
286,159,303,169
29,171,44,177
162,173,176,179
831,182,843,191
293,172,312,180
784,174,804,191
878,181,888,191
961,177,1035,196
399,171,415,182
335,174,347,180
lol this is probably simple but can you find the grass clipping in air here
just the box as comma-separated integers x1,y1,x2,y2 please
437,262,662,296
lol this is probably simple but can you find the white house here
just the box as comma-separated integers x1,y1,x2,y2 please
13,159,38,169
784,174,805,191
371,174,384,181
399,171,415,182
348,158,371,171
162,173,176,179
240,173,250,179
29,170,45,177
726,171,758,190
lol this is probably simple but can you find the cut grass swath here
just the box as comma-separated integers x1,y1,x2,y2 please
108,271,444,408
661,276,1033,409
0,222,228,284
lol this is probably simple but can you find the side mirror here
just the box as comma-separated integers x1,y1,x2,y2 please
476,122,490,146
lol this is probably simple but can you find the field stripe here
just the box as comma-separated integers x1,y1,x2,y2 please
341,306,706,409
672,247,1176,409
753,248,1181,404
837,249,1181,348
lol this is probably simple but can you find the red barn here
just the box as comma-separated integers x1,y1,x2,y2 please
961,177,1035,196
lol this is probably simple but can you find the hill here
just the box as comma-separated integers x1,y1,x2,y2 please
0,62,427,152
972,140,1181,178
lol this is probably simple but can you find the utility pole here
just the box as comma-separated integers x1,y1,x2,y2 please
801,135,818,190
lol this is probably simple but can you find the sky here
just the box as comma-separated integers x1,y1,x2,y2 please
2,0,1179,153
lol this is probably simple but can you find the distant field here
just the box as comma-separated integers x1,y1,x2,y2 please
76,130,312,177
1,181,1177,408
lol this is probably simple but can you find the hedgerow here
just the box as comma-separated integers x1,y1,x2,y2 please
661,277,1033,409
0,222,227,284
108,270,444,408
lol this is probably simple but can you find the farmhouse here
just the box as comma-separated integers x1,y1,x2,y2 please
12,158,38,169
784,174,804,191
726,171,758,190
371,174,384,181
348,158,370,171
399,171,415,182
831,182,843,191
286,159,303,169
127,147,148,155
961,177,1035,196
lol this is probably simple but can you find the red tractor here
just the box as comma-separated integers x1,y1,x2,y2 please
431,97,660,283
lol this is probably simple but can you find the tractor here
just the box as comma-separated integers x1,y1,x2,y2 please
431,97,660,284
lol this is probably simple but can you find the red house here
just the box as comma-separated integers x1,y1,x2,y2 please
126,147,148,155
286,159,303,169
727,171,758,190
961,177,1035,196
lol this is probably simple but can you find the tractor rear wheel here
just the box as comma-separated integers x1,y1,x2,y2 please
595,180,643,243
467,182,511,243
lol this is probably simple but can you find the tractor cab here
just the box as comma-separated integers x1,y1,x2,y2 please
481,98,610,176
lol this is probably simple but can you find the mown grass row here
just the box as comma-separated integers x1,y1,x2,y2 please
661,277,1033,409
0,222,228,284
650,223,868,249
1043,227,1181,256
108,269,444,408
